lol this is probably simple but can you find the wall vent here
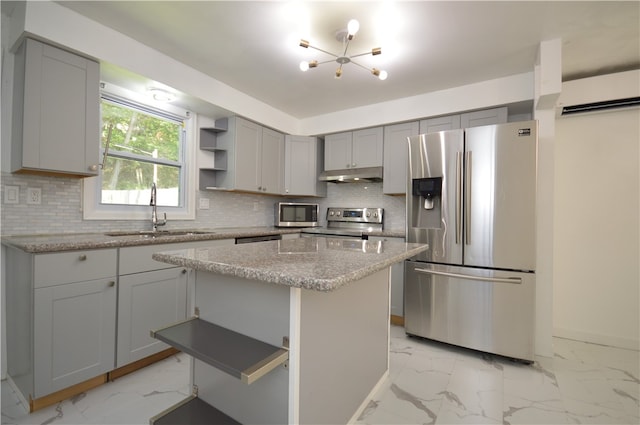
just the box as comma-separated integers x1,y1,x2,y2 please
560,97,640,116
556,70,640,117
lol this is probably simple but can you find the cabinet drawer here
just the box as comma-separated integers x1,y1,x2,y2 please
119,239,234,275
34,249,117,288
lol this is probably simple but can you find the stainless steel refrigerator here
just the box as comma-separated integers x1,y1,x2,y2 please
405,120,537,362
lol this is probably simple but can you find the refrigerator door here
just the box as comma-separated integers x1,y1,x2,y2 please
404,261,535,362
464,121,537,271
407,130,464,264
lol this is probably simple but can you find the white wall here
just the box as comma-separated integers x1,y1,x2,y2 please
554,106,640,350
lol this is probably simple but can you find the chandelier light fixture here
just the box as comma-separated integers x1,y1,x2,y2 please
299,19,388,80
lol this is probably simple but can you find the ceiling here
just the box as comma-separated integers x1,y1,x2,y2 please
56,1,639,119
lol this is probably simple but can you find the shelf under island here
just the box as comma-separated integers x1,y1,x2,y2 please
150,236,428,425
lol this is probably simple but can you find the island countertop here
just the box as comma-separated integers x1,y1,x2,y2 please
152,236,428,292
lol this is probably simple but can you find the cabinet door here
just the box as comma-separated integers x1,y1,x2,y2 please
233,118,262,191
383,122,419,194
17,38,100,176
324,132,352,170
260,127,284,194
352,127,383,168
34,278,116,397
419,114,462,133
460,107,507,128
117,268,188,367
284,136,318,196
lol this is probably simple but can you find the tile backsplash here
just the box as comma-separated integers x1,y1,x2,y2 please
0,172,406,235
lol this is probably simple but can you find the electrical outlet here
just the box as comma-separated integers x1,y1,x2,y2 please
4,186,19,204
199,197,210,209
27,188,41,205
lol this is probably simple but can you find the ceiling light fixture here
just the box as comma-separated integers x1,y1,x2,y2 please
299,19,388,80
148,88,176,102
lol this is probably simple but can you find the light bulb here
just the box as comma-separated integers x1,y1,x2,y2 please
300,61,309,71
347,19,360,38
378,70,388,80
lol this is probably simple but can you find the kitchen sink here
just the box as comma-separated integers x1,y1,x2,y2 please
105,230,215,238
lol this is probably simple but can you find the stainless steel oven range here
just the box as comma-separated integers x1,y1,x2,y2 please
301,207,383,239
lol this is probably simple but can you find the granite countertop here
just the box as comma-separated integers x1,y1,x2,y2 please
1,227,407,253
1,227,301,253
152,236,428,292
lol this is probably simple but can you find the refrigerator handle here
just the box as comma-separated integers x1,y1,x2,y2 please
415,268,523,284
455,152,463,244
465,151,472,245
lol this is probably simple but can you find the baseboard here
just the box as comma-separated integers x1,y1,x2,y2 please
109,347,180,381
30,374,107,412
28,348,180,412
390,315,404,327
553,327,640,351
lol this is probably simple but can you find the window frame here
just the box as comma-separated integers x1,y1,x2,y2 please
83,85,196,221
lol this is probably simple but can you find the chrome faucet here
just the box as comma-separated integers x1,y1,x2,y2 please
150,182,167,231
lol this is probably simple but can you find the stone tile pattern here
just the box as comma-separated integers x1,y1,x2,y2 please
1,173,406,236
3,330,638,425
355,327,640,425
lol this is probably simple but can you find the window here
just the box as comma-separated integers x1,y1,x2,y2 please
84,88,195,220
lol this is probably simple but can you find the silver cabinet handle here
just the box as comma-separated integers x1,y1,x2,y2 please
415,268,522,284
455,152,463,244
89,164,98,171
108,281,116,287
78,254,87,261
464,151,472,245
181,269,187,274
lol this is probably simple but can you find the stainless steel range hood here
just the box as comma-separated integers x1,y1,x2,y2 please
319,166,383,183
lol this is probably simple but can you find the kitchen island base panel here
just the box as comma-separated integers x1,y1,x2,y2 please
299,268,390,425
191,273,291,424
184,267,391,424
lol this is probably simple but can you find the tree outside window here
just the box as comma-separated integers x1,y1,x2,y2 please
100,99,184,207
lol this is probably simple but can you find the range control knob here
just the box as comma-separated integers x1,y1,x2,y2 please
366,211,371,217
329,211,334,216
336,211,341,216
373,212,378,218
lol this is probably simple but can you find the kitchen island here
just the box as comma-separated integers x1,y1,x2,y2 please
150,236,428,425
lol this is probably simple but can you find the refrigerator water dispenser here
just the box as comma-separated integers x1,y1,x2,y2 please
412,177,442,210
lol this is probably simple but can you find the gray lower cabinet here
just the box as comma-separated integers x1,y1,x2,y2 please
4,238,235,407
116,268,187,367
5,247,117,401
34,278,116,396
369,236,405,317
117,240,234,367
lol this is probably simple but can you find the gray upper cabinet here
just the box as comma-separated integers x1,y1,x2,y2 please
460,107,508,128
283,135,326,197
419,114,462,133
325,127,383,170
200,116,283,194
12,38,100,177
383,122,419,195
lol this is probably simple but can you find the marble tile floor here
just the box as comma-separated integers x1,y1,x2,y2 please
2,326,638,425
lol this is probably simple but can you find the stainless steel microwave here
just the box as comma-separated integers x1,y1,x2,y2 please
275,203,319,227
